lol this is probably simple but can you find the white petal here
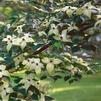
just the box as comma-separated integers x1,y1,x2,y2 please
25,37,34,43
34,58,40,63
38,63,44,68
12,38,21,46
2,38,8,42
42,57,50,64
61,29,68,42
53,59,62,64
2,83,9,89
0,73,3,78
6,87,13,93
2,70,9,76
20,41,27,50
22,60,28,65
83,9,91,18
0,65,6,70
1,94,9,101
35,66,41,75
76,8,83,15
6,43,12,52
66,9,73,17
48,24,59,35
46,63,54,74
7,35,12,39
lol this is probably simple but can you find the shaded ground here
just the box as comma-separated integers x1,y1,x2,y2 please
51,72,101,101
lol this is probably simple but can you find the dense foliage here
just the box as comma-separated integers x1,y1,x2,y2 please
0,0,101,101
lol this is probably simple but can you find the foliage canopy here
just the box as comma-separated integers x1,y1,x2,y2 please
0,0,101,101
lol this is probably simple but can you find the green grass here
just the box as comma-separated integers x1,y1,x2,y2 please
50,73,101,101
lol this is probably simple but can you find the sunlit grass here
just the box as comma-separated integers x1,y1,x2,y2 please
51,72,101,101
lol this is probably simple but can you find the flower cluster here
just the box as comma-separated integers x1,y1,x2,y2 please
0,65,9,78
2,34,34,51
22,57,62,75
0,83,13,101
0,0,97,101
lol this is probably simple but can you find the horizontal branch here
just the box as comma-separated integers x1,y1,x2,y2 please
7,41,54,69
32,43,53,55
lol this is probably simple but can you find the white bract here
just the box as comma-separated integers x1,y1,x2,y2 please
53,29,71,42
20,74,35,90
68,22,79,32
0,65,9,78
42,57,62,74
65,6,77,17
54,6,77,16
82,2,93,18
32,58,44,75
14,54,25,66
48,24,59,35
2,35,13,52
76,2,96,18
13,34,34,50
23,58,43,75
3,34,34,51
0,83,13,101
76,7,84,15
15,24,25,33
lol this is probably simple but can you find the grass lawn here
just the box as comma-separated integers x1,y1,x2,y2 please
50,72,101,101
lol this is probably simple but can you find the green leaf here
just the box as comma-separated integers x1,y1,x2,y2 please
54,41,62,49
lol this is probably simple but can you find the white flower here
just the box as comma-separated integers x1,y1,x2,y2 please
53,29,71,42
55,6,77,17
0,65,9,78
22,34,34,43
22,58,33,70
13,34,34,50
23,58,43,75
68,22,79,32
54,6,77,15
0,83,13,101
20,74,35,90
2,35,12,42
15,24,25,33
42,57,62,74
65,6,77,17
82,2,93,18
2,35,13,52
61,6,77,12
13,54,25,66
48,24,59,35
32,58,43,75
76,7,84,15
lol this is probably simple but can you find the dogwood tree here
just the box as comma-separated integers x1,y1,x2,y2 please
0,0,100,101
